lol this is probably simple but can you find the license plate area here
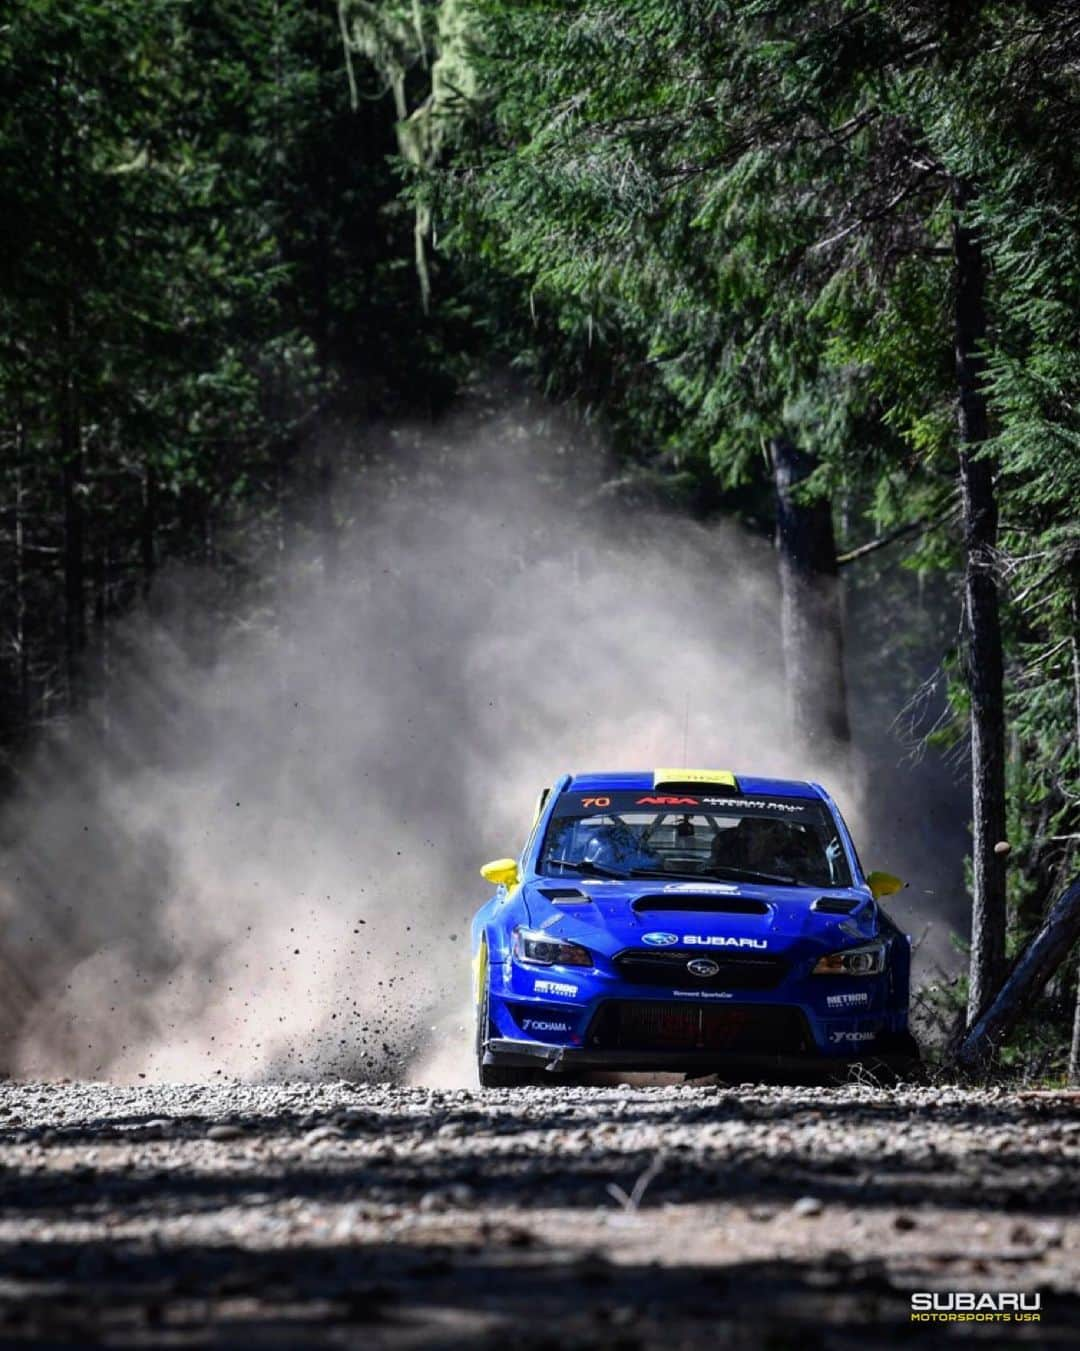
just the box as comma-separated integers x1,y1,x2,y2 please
624,1004,753,1048
636,1005,700,1045
590,1001,808,1053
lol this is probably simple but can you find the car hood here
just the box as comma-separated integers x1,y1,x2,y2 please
521,876,879,957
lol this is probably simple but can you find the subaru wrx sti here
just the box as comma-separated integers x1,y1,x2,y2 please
472,769,918,1085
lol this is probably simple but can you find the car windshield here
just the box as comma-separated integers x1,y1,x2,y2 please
539,788,852,888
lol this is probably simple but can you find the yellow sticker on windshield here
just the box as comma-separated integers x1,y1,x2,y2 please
653,768,737,788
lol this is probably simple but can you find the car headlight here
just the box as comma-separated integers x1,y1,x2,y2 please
512,927,592,967
812,942,886,976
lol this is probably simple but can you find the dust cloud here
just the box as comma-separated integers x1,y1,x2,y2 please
0,386,967,1086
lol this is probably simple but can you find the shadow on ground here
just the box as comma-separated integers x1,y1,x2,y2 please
1,1235,1075,1348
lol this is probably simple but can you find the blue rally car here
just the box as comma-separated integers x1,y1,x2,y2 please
472,769,918,1086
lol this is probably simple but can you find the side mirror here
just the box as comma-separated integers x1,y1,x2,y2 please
866,870,903,900
481,857,521,888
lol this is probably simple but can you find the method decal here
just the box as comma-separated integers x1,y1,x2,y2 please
533,978,579,998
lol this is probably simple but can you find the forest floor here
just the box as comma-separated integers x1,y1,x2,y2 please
0,1080,1077,1347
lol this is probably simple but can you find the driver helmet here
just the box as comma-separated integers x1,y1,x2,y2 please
742,817,795,867
582,822,656,870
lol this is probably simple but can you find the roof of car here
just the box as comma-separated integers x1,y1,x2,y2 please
566,770,822,799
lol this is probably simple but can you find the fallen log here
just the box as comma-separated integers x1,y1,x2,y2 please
956,878,1080,1074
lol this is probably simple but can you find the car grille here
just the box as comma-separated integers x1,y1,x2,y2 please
588,1001,810,1054
613,948,788,991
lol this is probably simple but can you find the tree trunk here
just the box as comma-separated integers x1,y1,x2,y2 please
90,537,110,734
59,325,84,708
53,72,85,710
141,460,158,596
317,453,339,584
769,437,851,753
1068,614,1080,1085
954,179,1008,1025
956,879,1080,1073
1069,948,1080,1086
62,454,85,708
14,450,29,729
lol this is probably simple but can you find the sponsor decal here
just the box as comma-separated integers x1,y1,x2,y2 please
829,1029,876,1043
910,1292,1041,1323
684,934,768,950
687,958,721,977
523,1019,571,1033
826,992,870,1008
533,978,578,998
701,797,806,813
653,768,736,787
642,931,679,946
672,989,733,999
636,795,699,805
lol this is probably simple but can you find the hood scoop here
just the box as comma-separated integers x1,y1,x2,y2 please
631,894,769,915
537,887,591,905
812,897,865,916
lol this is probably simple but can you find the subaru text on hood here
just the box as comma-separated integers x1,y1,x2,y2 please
471,769,919,1086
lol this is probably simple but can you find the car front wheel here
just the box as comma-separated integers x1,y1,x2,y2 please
475,941,540,1088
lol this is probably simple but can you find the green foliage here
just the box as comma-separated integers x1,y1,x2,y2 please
0,0,470,744
416,0,1080,1066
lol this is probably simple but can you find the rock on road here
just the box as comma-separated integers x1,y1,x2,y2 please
0,1080,1077,1347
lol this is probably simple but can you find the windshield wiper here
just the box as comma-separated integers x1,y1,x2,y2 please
546,857,629,879
626,865,802,886
625,867,710,882
547,858,801,886
703,864,802,887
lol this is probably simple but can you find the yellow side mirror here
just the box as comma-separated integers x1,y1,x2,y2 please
866,870,903,900
481,857,521,888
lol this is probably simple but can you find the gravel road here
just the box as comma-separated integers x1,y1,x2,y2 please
0,1079,1077,1347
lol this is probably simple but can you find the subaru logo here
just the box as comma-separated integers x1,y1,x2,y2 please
687,958,720,977
642,931,678,947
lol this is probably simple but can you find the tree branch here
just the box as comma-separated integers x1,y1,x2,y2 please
810,167,939,252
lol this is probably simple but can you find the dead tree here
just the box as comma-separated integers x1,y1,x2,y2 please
953,180,1008,1025
956,878,1080,1074
1069,950,1080,1086
769,437,851,754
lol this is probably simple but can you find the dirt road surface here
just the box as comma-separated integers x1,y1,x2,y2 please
0,1080,1076,1347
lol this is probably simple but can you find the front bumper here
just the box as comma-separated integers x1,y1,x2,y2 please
483,1036,916,1077
492,977,902,1056
495,936,905,1052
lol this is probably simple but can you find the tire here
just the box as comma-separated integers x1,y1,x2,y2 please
475,941,540,1089
864,1029,924,1083
883,1029,922,1061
